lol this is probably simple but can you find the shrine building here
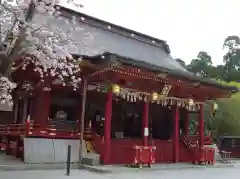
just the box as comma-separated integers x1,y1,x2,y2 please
0,6,238,165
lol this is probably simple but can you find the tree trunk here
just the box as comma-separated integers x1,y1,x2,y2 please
0,1,36,77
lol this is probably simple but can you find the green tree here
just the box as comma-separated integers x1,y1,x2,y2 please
223,36,240,72
188,51,212,77
175,58,186,67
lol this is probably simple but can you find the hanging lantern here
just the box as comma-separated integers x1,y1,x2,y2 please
212,102,218,117
112,84,120,94
152,92,159,101
213,102,218,111
188,99,194,106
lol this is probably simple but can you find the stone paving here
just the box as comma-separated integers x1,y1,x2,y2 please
0,153,23,165
0,153,239,172
81,162,237,173
0,167,239,179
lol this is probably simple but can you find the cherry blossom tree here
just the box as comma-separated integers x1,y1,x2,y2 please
0,0,85,104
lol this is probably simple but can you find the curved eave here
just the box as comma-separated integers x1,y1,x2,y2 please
77,52,239,94
161,69,239,93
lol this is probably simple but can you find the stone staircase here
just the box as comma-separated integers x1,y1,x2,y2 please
82,152,101,166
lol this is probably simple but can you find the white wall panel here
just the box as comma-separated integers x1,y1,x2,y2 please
24,138,85,164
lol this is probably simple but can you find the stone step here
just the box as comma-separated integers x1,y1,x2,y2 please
82,153,100,166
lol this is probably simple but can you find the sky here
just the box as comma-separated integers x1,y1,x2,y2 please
61,0,240,65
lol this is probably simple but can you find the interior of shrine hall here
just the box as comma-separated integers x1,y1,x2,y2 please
36,89,188,141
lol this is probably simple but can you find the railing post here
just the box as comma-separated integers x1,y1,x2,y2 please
173,106,179,163
66,145,71,176
103,90,113,165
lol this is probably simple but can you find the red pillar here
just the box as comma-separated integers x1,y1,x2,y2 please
13,98,18,123
142,102,149,146
198,104,204,149
173,106,179,163
5,136,10,155
33,88,51,128
103,91,113,165
184,109,189,136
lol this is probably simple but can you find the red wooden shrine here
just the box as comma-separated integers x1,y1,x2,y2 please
0,7,238,165
0,56,236,165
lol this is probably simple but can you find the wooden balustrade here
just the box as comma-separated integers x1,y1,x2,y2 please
0,123,93,139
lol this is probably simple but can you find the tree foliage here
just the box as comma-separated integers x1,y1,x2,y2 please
175,35,240,137
185,35,240,82
0,0,85,104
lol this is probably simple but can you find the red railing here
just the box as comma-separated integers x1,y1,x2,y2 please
0,123,93,139
182,136,198,150
182,136,200,164
182,136,215,165
188,135,213,145
0,124,25,135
